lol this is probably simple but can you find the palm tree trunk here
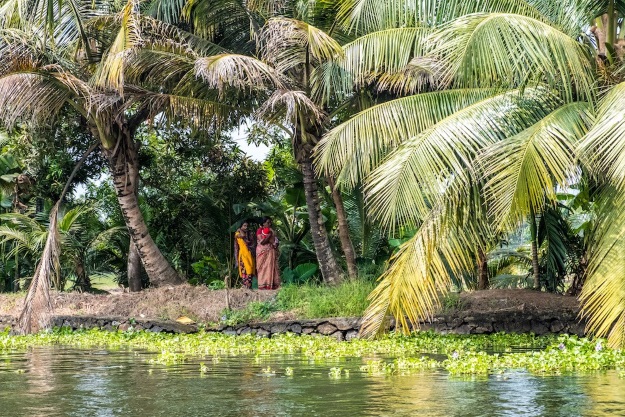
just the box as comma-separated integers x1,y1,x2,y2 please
529,208,540,290
127,161,143,292
327,177,358,279
103,131,182,287
127,241,142,292
607,1,616,46
74,260,91,292
477,248,488,290
301,158,343,285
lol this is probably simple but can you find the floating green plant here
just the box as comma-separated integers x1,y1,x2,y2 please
0,328,623,376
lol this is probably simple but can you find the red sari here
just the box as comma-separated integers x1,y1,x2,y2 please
256,228,280,290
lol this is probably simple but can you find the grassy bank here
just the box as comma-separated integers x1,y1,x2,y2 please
220,280,376,325
0,328,622,376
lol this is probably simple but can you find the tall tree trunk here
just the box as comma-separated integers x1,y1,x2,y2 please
127,241,142,292
327,177,358,280
529,209,540,290
301,158,343,285
13,252,19,292
127,161,143,292
477,248,488,290
103,131,182,287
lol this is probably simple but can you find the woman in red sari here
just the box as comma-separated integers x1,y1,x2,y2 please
256,217,280,290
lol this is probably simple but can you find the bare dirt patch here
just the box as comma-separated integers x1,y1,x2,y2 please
0,284,278,323
454,289,580,315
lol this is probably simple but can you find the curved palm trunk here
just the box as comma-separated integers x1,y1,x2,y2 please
327,177,358,279
103,132,182,287
301,158,343,285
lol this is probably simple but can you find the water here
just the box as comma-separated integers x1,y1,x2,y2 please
0,347,624,416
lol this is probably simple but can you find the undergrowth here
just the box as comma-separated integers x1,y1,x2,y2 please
275,280,376,319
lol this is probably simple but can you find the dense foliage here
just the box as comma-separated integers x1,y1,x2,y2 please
1,0,625,346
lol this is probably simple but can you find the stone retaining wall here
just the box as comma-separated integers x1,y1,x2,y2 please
0,307,586,338
0,315,198,334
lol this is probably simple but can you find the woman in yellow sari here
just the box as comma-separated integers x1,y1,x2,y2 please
234,220,256,289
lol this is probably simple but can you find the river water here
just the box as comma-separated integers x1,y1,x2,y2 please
0,347,624,416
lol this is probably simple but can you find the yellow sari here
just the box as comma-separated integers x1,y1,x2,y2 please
235,229,255,288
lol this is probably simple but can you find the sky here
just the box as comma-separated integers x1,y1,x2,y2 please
233,135,270,162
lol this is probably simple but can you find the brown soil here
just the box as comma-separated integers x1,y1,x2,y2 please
454,289,580,315
0,287,581,323
0,284,278,323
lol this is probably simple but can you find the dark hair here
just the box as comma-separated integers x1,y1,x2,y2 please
261,216,272,225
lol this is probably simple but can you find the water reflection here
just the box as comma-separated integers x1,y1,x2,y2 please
0,348,624,416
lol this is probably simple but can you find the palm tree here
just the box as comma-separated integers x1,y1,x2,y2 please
0,205,124,290
0,0,241,286
187,7,362,284
315,0,625,345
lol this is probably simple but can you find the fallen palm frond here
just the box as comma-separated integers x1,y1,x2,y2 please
16,203,60,334
17,141,98,334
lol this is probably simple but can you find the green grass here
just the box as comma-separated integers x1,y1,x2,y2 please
276,280,377,319
90,274,119,292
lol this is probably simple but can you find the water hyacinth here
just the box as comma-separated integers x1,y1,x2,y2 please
0,328,623,376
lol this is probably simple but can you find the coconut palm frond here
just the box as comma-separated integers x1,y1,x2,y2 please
364,87,560,229
578,82,625,189
431,13,595,102
315,88,503,188
194,53,284,96
0,0,27,29
374,56,444,95
147,90,242,128
260,17,343,73
530,0,603,36
146,0,186,24
312,26,435,103
121,42,196,88
359,197,482,338
336,0,550,34
479,102,593,230
181,0,285,50
0,70,77,127
337,26,433,84
580,193,625,348
94,0,142,91
0,225,34,251
17,203,61,334
139,15,224,56
0,211,45,231
88,225,128,251
58,205,92,233
256,89,325,127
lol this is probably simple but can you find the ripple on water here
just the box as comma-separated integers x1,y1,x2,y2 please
0,348,623,416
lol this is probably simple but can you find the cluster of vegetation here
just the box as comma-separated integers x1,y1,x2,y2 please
2,328,625,376
219,279,377,325
1,0,625,347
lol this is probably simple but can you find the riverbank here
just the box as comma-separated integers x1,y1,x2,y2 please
0,284,585,337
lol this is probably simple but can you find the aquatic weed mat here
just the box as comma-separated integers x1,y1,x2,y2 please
1,329,624,376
